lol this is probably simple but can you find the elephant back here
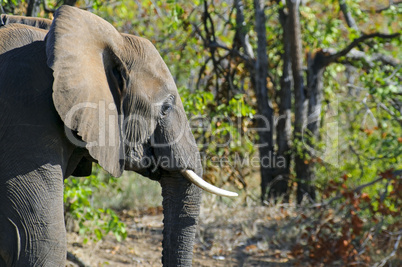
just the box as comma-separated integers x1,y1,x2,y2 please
0,24,47,54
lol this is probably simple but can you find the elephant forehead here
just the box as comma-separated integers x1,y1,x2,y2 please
136,57,173,82
122,34,174,83
130,70,175,97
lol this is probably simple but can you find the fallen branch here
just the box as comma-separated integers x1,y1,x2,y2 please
67,251,90,267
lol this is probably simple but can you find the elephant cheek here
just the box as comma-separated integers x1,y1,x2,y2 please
159,173,202,266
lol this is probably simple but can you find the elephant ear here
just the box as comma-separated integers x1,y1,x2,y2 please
46,6,127,177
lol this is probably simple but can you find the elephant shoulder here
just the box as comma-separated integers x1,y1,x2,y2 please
0,26,52,103
0,24,47,55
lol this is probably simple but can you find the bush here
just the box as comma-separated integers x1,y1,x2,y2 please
64,166,127,243
291,170,401,266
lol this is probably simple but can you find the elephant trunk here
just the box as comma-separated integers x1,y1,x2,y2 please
160,172,202,266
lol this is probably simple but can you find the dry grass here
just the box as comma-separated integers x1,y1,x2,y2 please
67,171,401,267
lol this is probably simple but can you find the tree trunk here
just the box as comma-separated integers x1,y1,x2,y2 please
64,0,78,6
253,0,275,203
160,173,202,266
304,50,335,201
234,0,254,60
274,6,293,202
26,0,41,17
286,0,315,203
306,53,325,139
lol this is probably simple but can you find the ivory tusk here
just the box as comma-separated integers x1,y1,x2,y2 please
181,170,238,197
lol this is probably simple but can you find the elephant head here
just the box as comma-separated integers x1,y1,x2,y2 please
40,6,236,266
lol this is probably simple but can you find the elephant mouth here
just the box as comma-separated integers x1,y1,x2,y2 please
126,144,189,178
136,167,161,181
126,148,161,180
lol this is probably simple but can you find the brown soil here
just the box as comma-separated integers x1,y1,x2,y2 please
66,204,295,267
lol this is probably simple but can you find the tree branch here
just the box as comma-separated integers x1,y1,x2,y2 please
377,100,402,127
326,32,400,64
362,0,402,13
315,176,384,207
234,0,255,61
339,0,359,31
321,48,400,70
312,169,401,208
374,232,402,267
26,0,41,17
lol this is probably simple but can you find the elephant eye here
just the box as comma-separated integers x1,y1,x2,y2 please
161,102,173,116
161,95,175,116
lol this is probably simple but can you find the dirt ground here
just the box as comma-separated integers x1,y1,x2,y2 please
66,203,295,267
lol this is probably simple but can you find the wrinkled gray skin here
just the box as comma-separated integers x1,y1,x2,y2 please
0,14,52,30
0,6,202,267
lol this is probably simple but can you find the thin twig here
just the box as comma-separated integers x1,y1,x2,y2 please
311,176,387,208
361,93,378,128
377,101,402,127
385,64,401,81
373,233,402,267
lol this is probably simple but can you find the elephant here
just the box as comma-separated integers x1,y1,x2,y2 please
0,6,237,267
0,14,52,30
